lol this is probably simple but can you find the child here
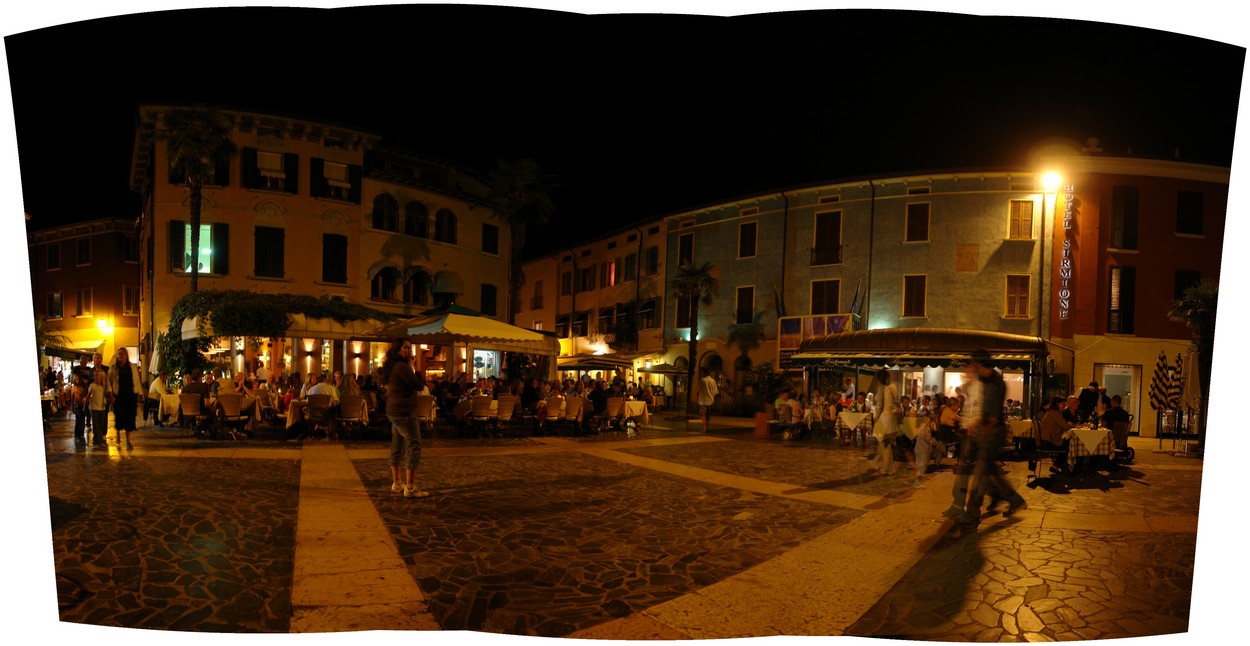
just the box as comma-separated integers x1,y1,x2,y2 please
72,375,89,443
88,369,109,447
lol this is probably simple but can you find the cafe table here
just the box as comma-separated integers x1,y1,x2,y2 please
159,393,181,419
623,400,650,428
836,411,872,444
1007,419,1038,441
1068,425,1115,459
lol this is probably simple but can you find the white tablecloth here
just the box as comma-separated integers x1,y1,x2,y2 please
1008,419,1037,440
837,412,870,432
623,400,650,427
1069,427,1114,458
901,416,933,440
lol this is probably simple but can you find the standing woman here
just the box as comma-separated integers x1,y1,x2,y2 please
107,348,144,450
870,368,902,476
382,338,429,498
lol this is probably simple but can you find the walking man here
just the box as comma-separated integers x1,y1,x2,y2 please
960,350,1027,527
695,368,719,433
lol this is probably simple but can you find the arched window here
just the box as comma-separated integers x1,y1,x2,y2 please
372,194,398,232
370,267,400,301
403,271,431,305
404,201,428,238
434,208,457,244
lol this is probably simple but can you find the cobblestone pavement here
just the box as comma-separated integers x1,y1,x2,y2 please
33,412,1209,640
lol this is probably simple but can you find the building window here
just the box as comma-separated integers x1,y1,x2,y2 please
1111,185,1139,250
601,260,617,287
616,302,634,334
123,235,140,263
905,203,930,242
405,202,429,237
45,243,60,270
599,306,616,333
738,222,758,258
1177,191,1204,235
75,287,92,317
556,315,570,337
623,252,637,281
1005,275,1030,318
371,267,400,301
254,226,285,278
1174,269,1201,301
46,292,62,319
644,246,660,276
573,311,589,337
1009,200,1034,239
123,285,139,316
812,210,842,265
310,159,360,202
1108,266,1136,334
76,238,92,266
677,233,694,266
530,279,544,310
169,220,229,275
482,223,500,255
811,279,840,315
242,148,297,193
675,294,692,329
735,286,754,325
434,209,457,244
480,284,498,317
403,272,430,305
372,194,399,232
560,271,572,296
532,321,543,331
638,299,657,329
322,234,348,284
577,266,596,293
902,275,927,318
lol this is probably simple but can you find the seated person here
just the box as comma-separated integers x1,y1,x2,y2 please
181,369,210,414
1039,396,1074,474
778,390,804,425
307,373,340,406
1062,395,1081,424
1100,394,1131,448
147,371,170,425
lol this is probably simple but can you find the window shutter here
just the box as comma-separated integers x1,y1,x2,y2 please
168,220,185,272
283,153,299,194
212,222,229,275
1121,266,1136,332
310,158,325,198
348,165,362,204
214,157,230,187
242,148,258,188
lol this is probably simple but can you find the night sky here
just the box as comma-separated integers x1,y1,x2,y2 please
5,4,1244,258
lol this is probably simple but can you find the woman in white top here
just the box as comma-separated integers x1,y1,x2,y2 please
870,369,901,476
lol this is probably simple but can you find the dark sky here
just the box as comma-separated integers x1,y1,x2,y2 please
5,5,1245,258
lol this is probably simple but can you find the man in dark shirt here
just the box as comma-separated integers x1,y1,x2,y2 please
961,350,1026,528
1076,381,1100,422
587,380,609,432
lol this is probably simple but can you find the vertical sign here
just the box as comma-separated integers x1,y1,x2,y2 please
1058,184,1076,320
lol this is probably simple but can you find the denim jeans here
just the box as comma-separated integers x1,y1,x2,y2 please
387,414,422,471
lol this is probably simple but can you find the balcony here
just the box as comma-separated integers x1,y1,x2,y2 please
811,245,843,266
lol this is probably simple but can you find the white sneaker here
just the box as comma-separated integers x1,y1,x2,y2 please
403,484,430,498
391,481,402,493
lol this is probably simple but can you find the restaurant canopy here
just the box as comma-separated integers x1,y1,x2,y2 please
790,327,1048,370
369,304,559,356
42,340,104,361
557,355,634,372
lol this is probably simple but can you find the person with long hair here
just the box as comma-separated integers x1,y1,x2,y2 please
381,338,429,498
869,368,901,476
106,348,144,450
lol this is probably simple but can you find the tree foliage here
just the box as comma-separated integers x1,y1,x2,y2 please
155,290,397,377
488,158,558,326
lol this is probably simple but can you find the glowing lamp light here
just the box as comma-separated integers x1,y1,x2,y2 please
1042,172,1062,192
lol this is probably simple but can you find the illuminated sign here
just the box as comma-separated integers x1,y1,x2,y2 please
1058,184,1076,320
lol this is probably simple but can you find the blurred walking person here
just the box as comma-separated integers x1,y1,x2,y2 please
960,350,1027,527
107,348,144,450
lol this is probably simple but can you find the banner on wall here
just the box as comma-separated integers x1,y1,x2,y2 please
778,314,852,370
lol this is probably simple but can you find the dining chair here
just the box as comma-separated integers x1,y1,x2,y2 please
495,395,519,436
601,397,625,433
414,394,437,434
562,397,585,435
216,393,251,440
336,393,366,440
179,393,210,439
303,394,334,439
468,394,498,436
540,396,564,436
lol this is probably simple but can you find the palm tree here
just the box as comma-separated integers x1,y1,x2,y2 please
488,158,558,326
1168,280,1218,452
670,261,720,413
157,106,237,293
33,317,71,364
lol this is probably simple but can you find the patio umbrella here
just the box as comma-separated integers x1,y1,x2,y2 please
1148,350,1170,411
1167,353,1185,410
